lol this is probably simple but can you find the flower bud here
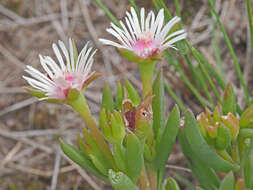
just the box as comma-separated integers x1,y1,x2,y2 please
221,113,239,139
215,123,232,150
213,105,222,122
240,105,253,128
99,108,126,145
196,113,208,137
206,125,218,139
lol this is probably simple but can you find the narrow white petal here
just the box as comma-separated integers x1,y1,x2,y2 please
126,11,140,38
52,43,66,71
154,9,164,39
159,16,180,40
119,21,135,43
99,39,129,50
111,22,132,47
140,8,145,32
58,40,71,71
150,9,164,36
164,29,185,42
25,65,55,87
69,38,75,71
44,56,62,77
23,76,51,91
125,17,137,42
130,7,141,35
83,49,96,73
76,42,89,71
106,28,130,48
39,55,53,79
79,47,93,72
163,33,187,46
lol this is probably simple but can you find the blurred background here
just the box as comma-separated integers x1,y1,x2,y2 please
0,0,251,189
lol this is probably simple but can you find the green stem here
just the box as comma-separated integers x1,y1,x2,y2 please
69,93,114,163
231,140,240,164
146,166,157,190
138,61,156,98
138,166,149,190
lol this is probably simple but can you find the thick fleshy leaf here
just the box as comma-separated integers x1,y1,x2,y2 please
113,144,127,172
152,72,166,138
125,133,143,183
219,172,234,190
102,83,114,111
165,177,181,190
178,130,220,190
184,110,234,172
154,105,180,170
215,124,231,150
222,83,237,115
82,128,114,175
125,80,141,107
108,169,138,190
116,82,124,110
59,140,108,181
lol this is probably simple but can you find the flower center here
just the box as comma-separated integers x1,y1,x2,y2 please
52,71,86,99
132,32,160,58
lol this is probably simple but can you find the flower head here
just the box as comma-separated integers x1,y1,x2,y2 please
99,7,187,59
23,39,98,100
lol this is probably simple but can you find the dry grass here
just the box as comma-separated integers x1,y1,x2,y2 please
0,0,251,189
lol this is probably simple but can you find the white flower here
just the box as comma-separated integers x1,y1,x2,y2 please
99,7,187,59
23,39,96,100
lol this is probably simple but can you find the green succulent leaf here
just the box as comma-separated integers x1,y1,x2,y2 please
108,169,138,190
125,133,143,183
184,110,234,172
125,80,141,107
154,105,180,171
222,83,237,115
102,83,114,112
179,129,220,190
82,128,114,175
113,144,127,172
165,177,181,190
116,82,124,110
219,172,234,190
215,124,232,150
152,72,166,138
59,140,108,181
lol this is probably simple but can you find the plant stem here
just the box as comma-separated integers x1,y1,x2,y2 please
69,93,114,163
138,61,156,98
138,166,149,190
147,169,157,190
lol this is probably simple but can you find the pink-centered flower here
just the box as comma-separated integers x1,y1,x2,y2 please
99,7,187,59
23,39,96,100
